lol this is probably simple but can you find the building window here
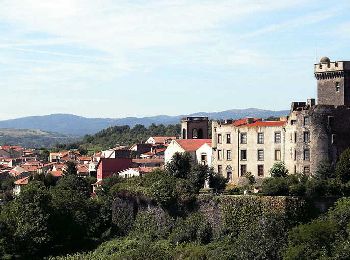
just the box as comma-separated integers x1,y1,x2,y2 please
257,149,264,161
304,116,309,126
303,131,310,143
336,82,340,92
218,165,222,174
258,165,264,177
275,149,281,161
227,150,232,161
274,131,281,143
192,128,198,139
218,134,222,144
257,133,264,144
303,166,310,174
201,153,207,165
332,134,337,144
328,116,334,128
291,120,296,125
217,150,222,160
240,132,247,144
240,149,247,161
226,134,231,144
294,149,297,161
304,149,310,161
240,165,247,176
294,132,297,143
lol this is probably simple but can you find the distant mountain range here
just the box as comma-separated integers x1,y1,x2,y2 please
0,108,289,137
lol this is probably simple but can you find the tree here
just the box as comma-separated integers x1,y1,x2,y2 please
0,181,52,257
187,164,210,192
209,172,227,193
269,162,288,178
315,160,335,180
166,152,192,179
64,161,78,175
336,148,350,183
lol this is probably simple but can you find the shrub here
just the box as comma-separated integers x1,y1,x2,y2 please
262,177,289,196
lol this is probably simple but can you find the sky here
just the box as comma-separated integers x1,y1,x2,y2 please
0,0,349,120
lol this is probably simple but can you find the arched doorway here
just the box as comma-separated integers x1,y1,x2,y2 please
182,129,186,139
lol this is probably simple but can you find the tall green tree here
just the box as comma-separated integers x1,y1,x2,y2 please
335,148,350,183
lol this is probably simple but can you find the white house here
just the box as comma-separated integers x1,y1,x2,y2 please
165,139,212,166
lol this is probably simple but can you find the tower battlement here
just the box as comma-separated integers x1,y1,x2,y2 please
315,57,350,106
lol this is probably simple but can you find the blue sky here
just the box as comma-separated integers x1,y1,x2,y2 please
0,0,349,120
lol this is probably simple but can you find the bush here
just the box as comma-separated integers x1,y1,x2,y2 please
262,177,289,196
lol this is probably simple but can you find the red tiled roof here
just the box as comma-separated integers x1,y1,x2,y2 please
175,139,212,152
77,164,89,173
132,158,164,164
246,121,286,127
151,136,177,144
14,176,29,185
50,170,64,177
232,118,286,128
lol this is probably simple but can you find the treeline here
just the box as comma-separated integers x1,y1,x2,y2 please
58,123,181,152
0,153,225,259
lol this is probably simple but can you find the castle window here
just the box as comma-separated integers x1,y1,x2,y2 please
304,149,310,161
304,116,310,126
192,128,198,139
257,133,264,144
336,82,340,92
217,150,222,160
226,134,231,144
294,132,297,143
240,165,247,176
257,149,264,161
274,132,281,143
218,134,222,144
241,149,247,161
275,149,281,161
303,166,310,174
303,131,310,143
291,120,296,125
218,165,222,174
332,134,336,144
240,132,247,144
328,116,334,128
258,165,264,177
294,149,297,161
227,150,232,161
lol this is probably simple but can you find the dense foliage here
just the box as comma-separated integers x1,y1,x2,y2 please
4,149,350,259
76,123,181,151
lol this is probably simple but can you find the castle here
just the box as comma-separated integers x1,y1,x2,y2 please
183,57,350,182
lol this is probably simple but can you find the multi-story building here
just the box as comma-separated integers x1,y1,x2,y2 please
212,57,350,182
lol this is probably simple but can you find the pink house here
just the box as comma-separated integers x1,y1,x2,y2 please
96,158,132,181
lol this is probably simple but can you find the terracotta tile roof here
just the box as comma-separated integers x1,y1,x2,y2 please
78,156,92,161
245,121,287,127
132,158,164,164
175,139,212,152
232,118,286,128
14,176,29,185
77,164,89,173
50,170,64,177
151,136,177,144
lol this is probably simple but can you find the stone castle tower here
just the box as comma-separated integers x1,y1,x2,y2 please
315,56,350,106
181,117,209,139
